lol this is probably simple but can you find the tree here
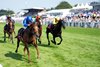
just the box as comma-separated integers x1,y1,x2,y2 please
55,1,72,9
74,4,78,7
0,9,14,16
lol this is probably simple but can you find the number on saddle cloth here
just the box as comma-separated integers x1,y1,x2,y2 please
48,23,55,30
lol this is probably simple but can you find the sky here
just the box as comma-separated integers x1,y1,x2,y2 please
0,0,98,13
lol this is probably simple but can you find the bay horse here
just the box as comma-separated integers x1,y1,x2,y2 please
46,19,66,45
15,23,39,62
35,18,42,44
4,17,15,44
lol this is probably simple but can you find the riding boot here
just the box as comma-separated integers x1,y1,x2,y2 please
26,27,30,38
52,24,56,30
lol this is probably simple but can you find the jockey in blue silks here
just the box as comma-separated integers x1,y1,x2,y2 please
22,16,36,37
23,16,34,28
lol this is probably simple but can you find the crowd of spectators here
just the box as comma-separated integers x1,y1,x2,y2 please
42,10,100,28
65,10,100,23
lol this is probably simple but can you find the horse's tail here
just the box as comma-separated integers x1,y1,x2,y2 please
15,28,25,38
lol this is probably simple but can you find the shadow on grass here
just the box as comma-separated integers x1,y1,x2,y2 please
5,51,23,61
38,43,58,48
0,36,9,38
0,40,5,43
0,36,10,43
0,36,4,38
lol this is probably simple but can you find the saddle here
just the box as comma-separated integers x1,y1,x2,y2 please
48,24,56,30
18,27,34,38
17,28,25,38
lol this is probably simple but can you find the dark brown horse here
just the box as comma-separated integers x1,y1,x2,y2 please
46,19,66,45
4,17,15,44
35,18,42,44
15,23,39,62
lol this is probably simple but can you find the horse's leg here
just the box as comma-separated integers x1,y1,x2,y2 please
8,34,10,42
10,33,14,44
14,30,16,37
23,47,27,56
38,29,42,44
25,43,30,62
38,38,41,44
51,36,56,45
15,38,20,53
9,34,13,44
39,29,42,44
32,41,40,59
46,31,50,45
4,31,6,42
38,33,42,44
57,35,63,45
38,34,41,44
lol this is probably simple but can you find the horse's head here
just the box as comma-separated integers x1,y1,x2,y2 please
29,23,39,37
8,21,13,28
7,20,14,33
6,16,14,29
58,19,66,29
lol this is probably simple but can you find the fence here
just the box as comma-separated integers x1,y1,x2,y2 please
65,22,100,28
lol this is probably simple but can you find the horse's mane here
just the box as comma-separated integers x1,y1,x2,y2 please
54,20,63,30
29,23,39,37
56,19,65,29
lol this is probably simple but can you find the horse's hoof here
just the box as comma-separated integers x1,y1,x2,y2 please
12,42,14,44
37,56,40,59
51,40,56,45
57,43,61,45
4,41,6,43
48,43,50,45
39,41,41,44
4,40,6,42
15,50,17,53
28,60,31,63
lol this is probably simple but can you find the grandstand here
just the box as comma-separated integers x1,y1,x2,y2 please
23,7,45,16
90,1,100,11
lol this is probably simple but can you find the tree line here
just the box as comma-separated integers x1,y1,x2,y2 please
0,1,72,16
46,1,72,10
0,9,14,16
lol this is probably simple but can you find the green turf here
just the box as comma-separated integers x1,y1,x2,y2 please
0,22,100,67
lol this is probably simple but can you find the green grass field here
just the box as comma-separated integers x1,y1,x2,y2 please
0,22,100,67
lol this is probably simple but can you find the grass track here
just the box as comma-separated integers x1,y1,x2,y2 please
0,22,100,67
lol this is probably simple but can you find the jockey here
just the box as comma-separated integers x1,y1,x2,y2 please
4,16,15,31
6,16,15,25
53,16,59,24
35,15,42,28
23,16,34,28
36,15,40,20
48,16,59,29
22,16,36,37
36,15,40,23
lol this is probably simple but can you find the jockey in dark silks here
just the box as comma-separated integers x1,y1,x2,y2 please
48,17,59,30
4,16,15,32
